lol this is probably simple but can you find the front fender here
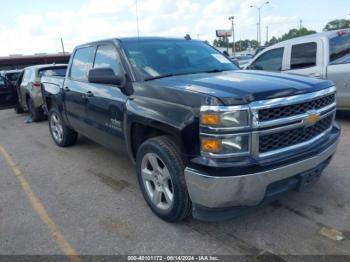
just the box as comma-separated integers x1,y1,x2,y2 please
124,96,199,161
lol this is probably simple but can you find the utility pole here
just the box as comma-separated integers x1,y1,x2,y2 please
257,23,259,43
60,38,65,54
299,19,303,29
251,1,269,46
135,0,140,38
229,16,235,56
266,26,269,45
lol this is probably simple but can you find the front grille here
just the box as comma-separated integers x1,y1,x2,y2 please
258,94,335,122
259,114,333,154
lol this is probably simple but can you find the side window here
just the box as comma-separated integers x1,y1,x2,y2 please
250,48,284,71
70,46,95,81
93,44,121,74
291,42,317,69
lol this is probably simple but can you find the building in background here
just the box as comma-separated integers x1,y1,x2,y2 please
0,53,70,70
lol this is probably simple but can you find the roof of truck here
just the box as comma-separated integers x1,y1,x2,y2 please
75,37,201,48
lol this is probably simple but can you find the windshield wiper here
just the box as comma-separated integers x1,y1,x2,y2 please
144,74,176,81
205,69,231,74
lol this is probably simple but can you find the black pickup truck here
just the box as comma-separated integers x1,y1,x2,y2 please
40,37,340,222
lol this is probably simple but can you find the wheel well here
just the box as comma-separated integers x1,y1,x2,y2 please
131,123,174,158
45,97,52,111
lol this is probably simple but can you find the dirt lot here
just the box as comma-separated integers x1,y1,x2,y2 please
0,109,349,257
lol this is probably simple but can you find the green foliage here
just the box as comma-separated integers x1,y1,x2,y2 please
323,19,350,31
267,27,316,45
213,38,258,51
280,28,317,41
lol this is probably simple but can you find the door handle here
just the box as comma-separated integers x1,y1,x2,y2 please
64,86,70,91
86,91,94,97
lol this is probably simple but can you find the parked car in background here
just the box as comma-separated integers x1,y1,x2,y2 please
253,46,267,57
0,75,17,108
15,64,67,121
2,69,23,85
230,55,253,68
40,37,339,222
245,29,350,111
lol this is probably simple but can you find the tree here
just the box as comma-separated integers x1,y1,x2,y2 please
267,36,278,45
214,38,259,51
279,28,317,42
323,19,350,31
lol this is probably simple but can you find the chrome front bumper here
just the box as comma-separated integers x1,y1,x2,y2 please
185,137,339,208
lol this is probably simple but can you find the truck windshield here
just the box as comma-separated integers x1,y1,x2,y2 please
329,32,350,65
122,40,238,80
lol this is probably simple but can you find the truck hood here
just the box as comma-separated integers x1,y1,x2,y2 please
149,70,333,105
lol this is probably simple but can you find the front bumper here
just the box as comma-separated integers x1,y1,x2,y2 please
185,127,340,210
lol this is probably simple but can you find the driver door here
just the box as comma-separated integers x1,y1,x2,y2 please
0,76,17,109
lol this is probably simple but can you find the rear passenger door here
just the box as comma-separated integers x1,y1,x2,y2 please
64,46,96,134
285,40,324,78
84,43,128,149
0,76,17,109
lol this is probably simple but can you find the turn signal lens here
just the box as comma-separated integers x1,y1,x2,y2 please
201,113,220,126
201,138,221,153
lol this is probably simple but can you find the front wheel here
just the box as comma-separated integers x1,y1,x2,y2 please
136,136,191,222
48,108,78,147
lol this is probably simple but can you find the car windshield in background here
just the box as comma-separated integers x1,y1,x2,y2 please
122,40,238,80
39,67,67,78
329,32,350,64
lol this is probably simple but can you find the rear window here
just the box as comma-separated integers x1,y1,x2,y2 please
5,72,21,81
39,67,67,78
329,32,350,64
291,42,317,69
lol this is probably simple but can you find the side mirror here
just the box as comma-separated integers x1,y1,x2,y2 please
88,67,125,86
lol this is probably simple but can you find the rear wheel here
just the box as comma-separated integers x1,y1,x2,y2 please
48,108,78,147
14,102,24,114
136,136,191,222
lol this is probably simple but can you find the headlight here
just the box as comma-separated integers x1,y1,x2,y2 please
200,105,251,157
201,135,249,157
200,106,250,130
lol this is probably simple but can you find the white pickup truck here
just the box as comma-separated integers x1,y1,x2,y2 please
245,29,350,110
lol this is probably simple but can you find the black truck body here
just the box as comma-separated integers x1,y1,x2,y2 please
39,37,340,222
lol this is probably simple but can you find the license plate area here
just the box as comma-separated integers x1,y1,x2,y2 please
296,165,324,192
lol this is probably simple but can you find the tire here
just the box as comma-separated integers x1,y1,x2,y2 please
48,107,78,147
14,102,24,114
136,136,191,222
28,97,44,122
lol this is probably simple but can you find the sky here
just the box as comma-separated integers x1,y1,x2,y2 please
0,0,349,56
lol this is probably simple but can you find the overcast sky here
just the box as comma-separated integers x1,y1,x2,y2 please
0,0,349,56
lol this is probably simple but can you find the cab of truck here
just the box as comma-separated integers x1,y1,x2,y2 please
245,29,350,111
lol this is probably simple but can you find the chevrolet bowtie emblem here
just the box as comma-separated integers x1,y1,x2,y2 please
304,111,320,127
